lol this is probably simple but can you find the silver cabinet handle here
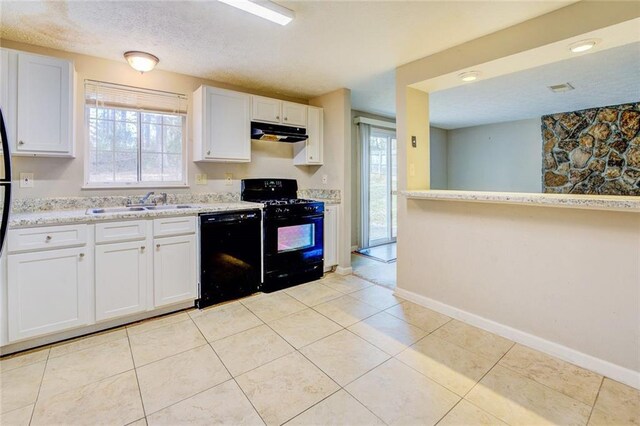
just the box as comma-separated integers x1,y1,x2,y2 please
284,117,288,121
207,150,211,155
45,235,52,242
156,244,161,249
141,246,145,251
79,253,85,258
310,156,313,160
18,140,25,145
276,115,280,120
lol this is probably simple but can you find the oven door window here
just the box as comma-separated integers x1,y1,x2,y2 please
277,224,315,253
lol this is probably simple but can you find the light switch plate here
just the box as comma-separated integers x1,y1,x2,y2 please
20,172,34,188
411,136,417,148
224,173,233,186
195,174,208,185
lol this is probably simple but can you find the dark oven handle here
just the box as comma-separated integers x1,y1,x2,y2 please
270,213,323,222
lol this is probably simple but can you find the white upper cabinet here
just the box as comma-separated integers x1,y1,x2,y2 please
251,96,308,127
1,49,75,157
281,102,307,127
251,96,281,124
193,85,251,162
293,106,323,165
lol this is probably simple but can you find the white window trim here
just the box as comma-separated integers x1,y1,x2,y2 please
82,106,190,190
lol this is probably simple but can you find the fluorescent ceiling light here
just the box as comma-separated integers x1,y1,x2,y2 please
458,71,480,82
124,51,159,73
218,0,294,26
569,39,599,53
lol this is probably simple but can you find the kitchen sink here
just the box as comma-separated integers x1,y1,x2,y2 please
86,205,193,215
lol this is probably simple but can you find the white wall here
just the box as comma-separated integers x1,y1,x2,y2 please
429,126,448,190
446,118,541,192
1,39,343,199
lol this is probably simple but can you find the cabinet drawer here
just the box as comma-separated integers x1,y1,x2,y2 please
153,216,196,237
8,224,87,253
95,220,147,244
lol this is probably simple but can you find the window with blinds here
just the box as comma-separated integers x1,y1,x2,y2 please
84,80,188,187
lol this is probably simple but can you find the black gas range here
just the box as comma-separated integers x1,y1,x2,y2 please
241,179,324,292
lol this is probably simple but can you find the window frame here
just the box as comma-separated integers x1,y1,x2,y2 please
83,105,189,189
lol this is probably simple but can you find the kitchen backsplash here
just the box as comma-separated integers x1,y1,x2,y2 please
542,102,640,195
10,189,341,213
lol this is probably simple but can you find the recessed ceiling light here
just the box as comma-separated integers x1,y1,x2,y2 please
569,39,598,53
458,71,480,82
124,51,159,73
218,0,294,26
548,83,575,93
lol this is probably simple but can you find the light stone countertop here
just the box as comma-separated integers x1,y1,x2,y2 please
9,202,264,228
400,190,640,213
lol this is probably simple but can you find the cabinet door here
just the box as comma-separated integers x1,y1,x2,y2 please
154,234,197,307
95,241,148,321
323,205,338,270
16,52,73,156
205,87,251,162
282,102,307,127
251,96,281,123
8,247,89,341
306,107,323,164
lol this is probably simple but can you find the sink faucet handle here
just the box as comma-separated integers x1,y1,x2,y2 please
161,192,168,204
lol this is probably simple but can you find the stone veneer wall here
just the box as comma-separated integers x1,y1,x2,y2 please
542,102,640,195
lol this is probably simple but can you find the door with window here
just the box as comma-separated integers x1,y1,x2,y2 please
362,127,397,247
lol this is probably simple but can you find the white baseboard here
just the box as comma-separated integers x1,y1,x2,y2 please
336,266,353,275
394,287,640,390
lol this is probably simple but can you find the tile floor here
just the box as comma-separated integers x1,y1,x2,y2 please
351,253,396,289
1,273,639,426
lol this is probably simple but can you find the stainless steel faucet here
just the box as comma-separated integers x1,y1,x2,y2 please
139,191,155,205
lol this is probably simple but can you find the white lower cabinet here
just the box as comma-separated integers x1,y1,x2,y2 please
324,205,338,271
8,247,90,341
95,241,149,321
153,234,197,307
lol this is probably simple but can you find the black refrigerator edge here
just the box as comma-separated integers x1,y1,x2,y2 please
0,107,12,256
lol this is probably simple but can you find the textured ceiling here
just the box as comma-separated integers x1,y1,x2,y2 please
0,1,575,117
429,42,640,129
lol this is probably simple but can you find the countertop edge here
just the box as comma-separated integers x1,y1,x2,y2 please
399,190,640,213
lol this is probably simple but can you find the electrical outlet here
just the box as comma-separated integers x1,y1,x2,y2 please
20,172,34,188
321,175,328,184
224,173,233,186
195,174,208,185
409,163,415,177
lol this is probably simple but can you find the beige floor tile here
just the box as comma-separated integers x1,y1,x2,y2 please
385,301,451,333
191,301,263,342
396,334,496,396
39,338,134,400
500,344,603,405
0,347,49,373
236,352,339,425
129,320,206,367
347,311,427,355
466,365,591,425
241,292,307,323
300,329,390,386
285,282,344,306
211,324,294,376
589,378,640,425
49,327,127,358
147,380,264,426
349,285,403,310
321,273,374,294
0,404,33,426
31,370,144,426
313,294,381,327
345,358,460,425
127,311,191,336
431,320,514,362
137,344,230,414
127,418,147,426
438,400,508,426
287,389,385,425
0,361,45,414
268,308,342,349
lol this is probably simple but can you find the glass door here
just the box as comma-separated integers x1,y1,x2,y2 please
365,127,397,247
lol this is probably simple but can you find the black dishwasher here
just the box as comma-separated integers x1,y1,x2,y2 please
197,210,262,309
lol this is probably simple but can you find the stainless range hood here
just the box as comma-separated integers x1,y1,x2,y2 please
251,121,308,143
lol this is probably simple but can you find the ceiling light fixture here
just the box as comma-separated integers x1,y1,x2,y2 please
124,51,159,73
458,71,480,82
569,39,598,53
218,0,294,26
